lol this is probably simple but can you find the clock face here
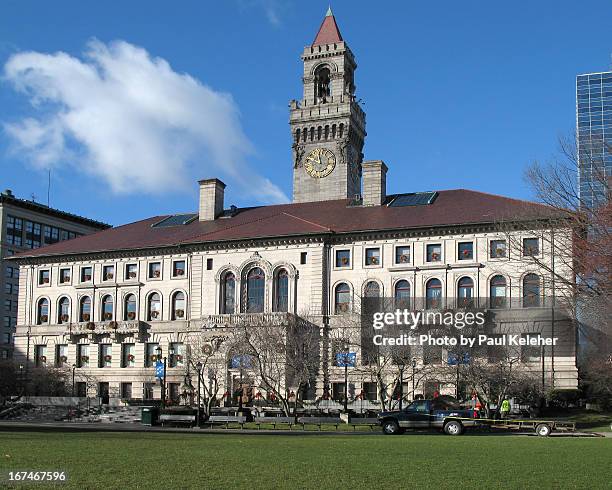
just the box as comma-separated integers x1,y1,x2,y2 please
304,147,336,178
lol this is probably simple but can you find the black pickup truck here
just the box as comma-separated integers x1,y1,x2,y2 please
378,399,480,435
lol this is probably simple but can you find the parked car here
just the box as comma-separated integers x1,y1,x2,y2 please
377,398,480,435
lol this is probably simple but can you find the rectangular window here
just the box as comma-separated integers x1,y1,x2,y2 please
426,244,442,262
335,249,351,268
169,342,184,367
3,332,11,344
59,268,71,284
172,260,186,277
121,383,133,400
75,382,87,397
77,344,90,368
206,258,213,270
122,344,135,368
6,216,23,246
490,240,507,258
300,252,307,264
125,263,138,280
60,229,69,241
523,238,539,256
35,345,47,367
145,343,159,367
5,266,13,279
3,316,10,328
486,335,505,363
363,382,378,401
81,266,92,282
99,344,112,368
458,242,473,260
521,334,541,362
43,226,52,245
143,383,155,400
102,265,115,281
365,247,381,266
56,345,68,367
148,262,161,279
5,283,12,295
332,382,346,402
168,383,180,402
395,246,410,264
38,269,50,285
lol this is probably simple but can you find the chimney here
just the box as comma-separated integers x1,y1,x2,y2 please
361,160,387,206
198,178,226,221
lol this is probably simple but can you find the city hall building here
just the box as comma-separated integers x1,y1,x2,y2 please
10,10,578,405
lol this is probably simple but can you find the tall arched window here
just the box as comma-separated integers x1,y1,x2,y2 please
58,297,70,324
314,66,331,102
246,267,265,313
394,280,411,309
148,293,161,320
124,294,137,320
523,274,541,307
334,283,351,314
80,296,91,322
490,275,507,308
457,277,474,307
426,279,442,309
101,295,114,321
222,272,236,314
274,270,289,313
37,298,49,324
172,291,186,320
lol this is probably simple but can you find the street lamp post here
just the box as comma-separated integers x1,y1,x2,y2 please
195,361,202,427
18,364,24,397
71,364,76,396
156,346,174,408
411,357,417,400
399,363,405,411
343,344,350,413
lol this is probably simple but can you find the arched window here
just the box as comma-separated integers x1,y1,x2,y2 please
334,283,351,314
37,298,49,325
295,128,300,142
101,295,114,321
426,279,442,309
364,281,380,298
317,126,322,140
324,125,330,140
457,277,474,307
523,274,541,307
339,123,344,138
124,294,137,320
309,127,314,141
490,275,507,308
80,296,91,322
331,124,337,139
148,293,161,320
394,280,411,309
274,270,289,313
58,297,70,324
246,267,265,313
222,272,236,314
314,66,331,102
172,291,186,320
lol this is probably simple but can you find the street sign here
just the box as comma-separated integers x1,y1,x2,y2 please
335,352,356,367
447,352,471,365
155,360,165,378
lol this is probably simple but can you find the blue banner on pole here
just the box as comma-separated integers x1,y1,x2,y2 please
335,352,356,367
155,360,165,378
447,353,471,365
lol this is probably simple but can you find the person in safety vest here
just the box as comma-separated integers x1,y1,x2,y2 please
500,398,511,419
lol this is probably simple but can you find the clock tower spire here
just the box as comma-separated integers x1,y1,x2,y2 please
290,9,366,203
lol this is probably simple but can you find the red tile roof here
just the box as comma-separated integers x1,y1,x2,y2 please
9,190,557,260
312,11,343,46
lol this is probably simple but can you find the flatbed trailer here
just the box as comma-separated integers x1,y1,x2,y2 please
480,418,576,436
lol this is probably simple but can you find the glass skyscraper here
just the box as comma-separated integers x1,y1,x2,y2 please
576,71,612,208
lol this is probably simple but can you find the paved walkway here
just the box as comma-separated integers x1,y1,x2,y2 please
0,421,608,437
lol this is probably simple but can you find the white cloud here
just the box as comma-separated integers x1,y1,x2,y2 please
2,39,288,203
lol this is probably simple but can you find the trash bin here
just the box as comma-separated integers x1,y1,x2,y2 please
141,406,158,426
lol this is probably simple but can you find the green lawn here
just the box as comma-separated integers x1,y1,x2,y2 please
1,431,611,489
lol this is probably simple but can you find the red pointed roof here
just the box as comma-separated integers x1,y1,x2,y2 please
312,9,343,46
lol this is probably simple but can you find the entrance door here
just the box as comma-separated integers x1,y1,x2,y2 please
98,382,110,404
231,375,253,406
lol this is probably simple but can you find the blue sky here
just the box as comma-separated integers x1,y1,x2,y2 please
1,0,611,226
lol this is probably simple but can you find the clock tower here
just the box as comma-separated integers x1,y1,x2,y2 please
290,8,366,203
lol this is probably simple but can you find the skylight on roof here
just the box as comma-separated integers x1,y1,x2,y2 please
388,192,438,207
151,214,198,228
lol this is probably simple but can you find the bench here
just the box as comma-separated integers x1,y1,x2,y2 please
159,414,196,427
297,416,342,431
207,415,247,429
349,417,379,431
253,416,296,430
